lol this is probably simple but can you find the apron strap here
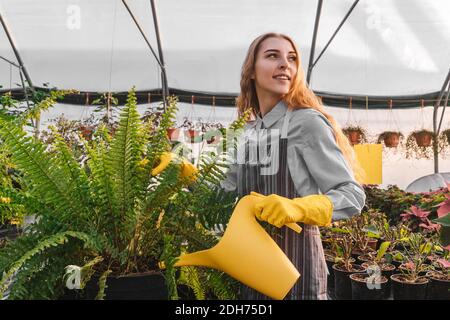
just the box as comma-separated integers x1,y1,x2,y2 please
281,108,293,139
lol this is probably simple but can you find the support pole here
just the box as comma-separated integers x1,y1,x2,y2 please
432,69,450,173
306,0,323,85
150,0,169,110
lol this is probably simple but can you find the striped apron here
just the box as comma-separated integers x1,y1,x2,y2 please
237,109,328,300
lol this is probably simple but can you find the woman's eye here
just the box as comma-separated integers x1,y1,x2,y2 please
289,56,297,61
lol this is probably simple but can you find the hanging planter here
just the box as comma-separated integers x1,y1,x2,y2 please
342,126,368,146
413,130,433,147
405,129,435,159
185,129,200,143
443,128,450,145
166,128,180,141
377,131,404,148
78,124,95,141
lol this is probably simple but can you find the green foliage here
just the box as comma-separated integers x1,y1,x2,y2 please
0,89,248,299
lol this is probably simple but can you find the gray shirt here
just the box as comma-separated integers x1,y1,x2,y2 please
220,100,366,221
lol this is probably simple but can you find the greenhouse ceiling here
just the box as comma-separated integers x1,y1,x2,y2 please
0,0,449,107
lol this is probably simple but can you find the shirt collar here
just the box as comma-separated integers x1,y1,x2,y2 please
254,99,288,129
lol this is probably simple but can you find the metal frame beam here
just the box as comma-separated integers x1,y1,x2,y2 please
150,0,169,107
0,10,34,90
306,0,323,85
121,0,169,109
307,0,360,85
433,68,450,173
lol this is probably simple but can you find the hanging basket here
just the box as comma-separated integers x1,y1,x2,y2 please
378,132,402,148
185,129,200,143
166,128,180,141
346,130,362,145
79,125,95,141
443,129,450,144
413,131,433,147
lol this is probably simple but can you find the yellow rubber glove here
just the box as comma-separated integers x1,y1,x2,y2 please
151,152,198,182
251,192,333,228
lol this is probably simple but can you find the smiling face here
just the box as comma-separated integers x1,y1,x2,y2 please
252,37,298,103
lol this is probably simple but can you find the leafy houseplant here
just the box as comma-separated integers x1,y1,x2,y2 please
350,241,393,300
390,233,431,300
342,125,368,145
0,89,249,300
330,230,366,300
426,254,450,300
377,131,404,148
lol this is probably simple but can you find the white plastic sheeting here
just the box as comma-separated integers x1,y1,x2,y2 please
1,0,450,189
0,0,449,94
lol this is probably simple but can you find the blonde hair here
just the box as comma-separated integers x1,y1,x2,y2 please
236,32,366,184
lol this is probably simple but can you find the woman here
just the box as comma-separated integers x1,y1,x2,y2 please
220,32,366,300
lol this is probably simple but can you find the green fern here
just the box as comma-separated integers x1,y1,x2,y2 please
95,269,112,300
0,231,93,295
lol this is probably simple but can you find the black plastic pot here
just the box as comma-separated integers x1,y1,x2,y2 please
332,264,366,300
391,273,429,300
0,225,21,241
350,273,388,300
361,262,395,299
325,258,335,299
65,271,168,300
426,272,450,300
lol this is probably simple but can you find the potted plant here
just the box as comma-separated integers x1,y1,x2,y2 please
202,122,224,145
390,233,431,300
181,118,201,144
405,129,435,159
351,241,393,300
377,131,404,148
342,125,368,146
0,90,248,300
322,230,355,299
330,230,366,300
426,255,450,300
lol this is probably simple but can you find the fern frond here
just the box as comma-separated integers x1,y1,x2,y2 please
0,231,94,296
95,269,112,300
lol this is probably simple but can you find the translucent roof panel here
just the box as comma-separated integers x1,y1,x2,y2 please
0,0,449,95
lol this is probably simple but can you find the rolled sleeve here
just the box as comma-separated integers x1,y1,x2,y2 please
288,110,366,221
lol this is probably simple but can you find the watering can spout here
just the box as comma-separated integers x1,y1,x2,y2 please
172,195,301,300
174,249,218,269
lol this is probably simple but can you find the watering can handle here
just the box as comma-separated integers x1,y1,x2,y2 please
286,222,302,233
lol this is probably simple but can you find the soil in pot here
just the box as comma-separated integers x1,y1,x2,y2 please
426,271,450,300
390,273,429,300
79,271,168,300
350,273,388,300
332,263,366,300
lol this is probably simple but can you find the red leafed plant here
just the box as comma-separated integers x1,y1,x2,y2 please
435,194,450,218
401,206,441,233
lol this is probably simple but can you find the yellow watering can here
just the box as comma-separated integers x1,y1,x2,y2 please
172,195,301,300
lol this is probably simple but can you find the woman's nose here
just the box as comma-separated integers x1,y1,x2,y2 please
278,58,289,69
